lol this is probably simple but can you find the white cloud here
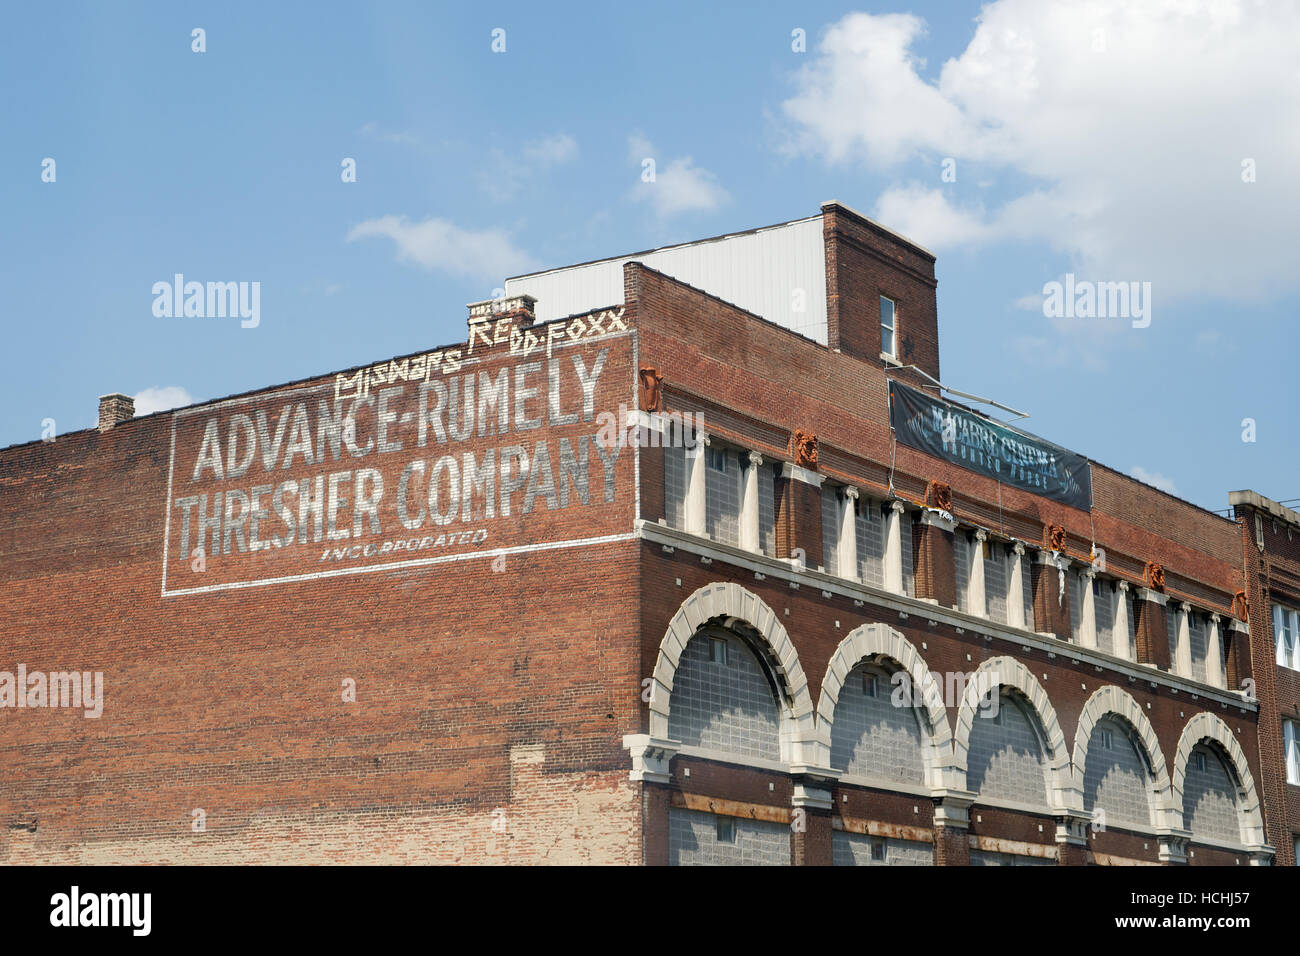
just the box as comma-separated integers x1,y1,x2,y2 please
629,134,729,218
133,386,194,416
873,182,993,249
347,215,539,280
358,121,421,146
523,133,578,165
780,3,1300,299
481,132,579,201
1130,465,1179,495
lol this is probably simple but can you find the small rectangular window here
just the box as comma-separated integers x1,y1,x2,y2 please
863,673,877,697
706,446,727,473
870,838,886,862
880,296,897,358
716,816,735,844
709,637,728,665
1101,729,1114,750
1194,752,1206,773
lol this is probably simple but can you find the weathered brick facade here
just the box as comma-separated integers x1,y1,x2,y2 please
0,203,1279,866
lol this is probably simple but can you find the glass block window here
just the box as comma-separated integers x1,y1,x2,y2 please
829,664,924,784
668,808,789,866
986,541,1008,624
822,488,842,575
668,631,781,761
855,499,885,589
1188,612,1208,684
1083,718,1151,829
757,462,776,557
1183,745,1242,845
1125,588,1138,659
967,694,1049,808
1068,570,1083,642
832,831,933,867
954,531,971,613
901,518,915,597
705,446,741,547
664,444,686,531
1094,579,1115,656
1022,558,1035,632
969,850,1055,866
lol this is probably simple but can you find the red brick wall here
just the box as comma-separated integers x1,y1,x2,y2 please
1237,502,1300,865
630,262,1264,865
823,202,940,384
0,314,644,864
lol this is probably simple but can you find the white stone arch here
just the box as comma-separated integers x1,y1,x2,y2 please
1172,711,1266,846
649,582,816,763
813,622,958,790
1072,685,1176,829
954,656,1078,812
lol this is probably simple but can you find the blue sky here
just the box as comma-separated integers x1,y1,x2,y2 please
2,0,1297,514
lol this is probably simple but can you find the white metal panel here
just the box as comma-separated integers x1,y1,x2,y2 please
504,216,828,344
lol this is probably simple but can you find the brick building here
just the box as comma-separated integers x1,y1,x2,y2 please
1229,490,1300,867
0,201,1277,865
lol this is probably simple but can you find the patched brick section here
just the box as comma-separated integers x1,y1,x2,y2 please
1,747,638,864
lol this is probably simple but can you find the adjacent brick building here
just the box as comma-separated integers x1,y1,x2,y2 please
1229,490,1300,867
0,201,1279,865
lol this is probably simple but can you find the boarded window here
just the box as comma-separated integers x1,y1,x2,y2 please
668,808,789,866
986,542,1008,624
832,831,932,867
954,532,971,613
705,447,741,547
668,631,781,761
664,445,686,531
757,463,776,556
1083,718,1151,828
855,499,885,588
967,694,1050,808
829,664,924,785
1095,580,1114,655
821,488,841,575
1182,745,1242,845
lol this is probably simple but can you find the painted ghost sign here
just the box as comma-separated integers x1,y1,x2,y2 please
162,325,635,595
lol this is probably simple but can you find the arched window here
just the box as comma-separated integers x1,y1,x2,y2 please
668,628,783,762
967,692,1050,808
829,662,924,785
1082,717,1153,829
1183,744,1243,844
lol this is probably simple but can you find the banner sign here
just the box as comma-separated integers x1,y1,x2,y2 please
888,380,1092,510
